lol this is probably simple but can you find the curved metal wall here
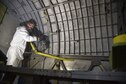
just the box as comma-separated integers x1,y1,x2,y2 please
3,0,118,59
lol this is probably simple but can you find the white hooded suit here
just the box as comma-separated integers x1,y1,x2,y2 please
6,26,37,67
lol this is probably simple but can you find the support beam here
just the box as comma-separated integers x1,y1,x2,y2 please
61,55,109,61
0,65,126,82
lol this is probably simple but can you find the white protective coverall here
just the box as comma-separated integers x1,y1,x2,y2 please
6,26,37,67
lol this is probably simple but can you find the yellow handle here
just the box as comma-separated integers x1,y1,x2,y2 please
30,42,74,61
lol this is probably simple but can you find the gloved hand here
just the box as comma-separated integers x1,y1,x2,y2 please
36,36,40,41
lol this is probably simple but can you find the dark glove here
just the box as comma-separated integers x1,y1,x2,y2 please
39,35,48,41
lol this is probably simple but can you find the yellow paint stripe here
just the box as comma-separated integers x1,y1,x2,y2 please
30,42,74,61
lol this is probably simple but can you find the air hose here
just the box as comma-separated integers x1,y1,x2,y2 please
30,42,74,61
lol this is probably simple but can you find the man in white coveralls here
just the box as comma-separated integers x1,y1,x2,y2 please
6,19,38,67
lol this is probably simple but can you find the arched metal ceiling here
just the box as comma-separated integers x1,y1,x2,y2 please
1,0,118,70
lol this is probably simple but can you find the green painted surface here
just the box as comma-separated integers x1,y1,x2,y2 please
0,2,7,24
